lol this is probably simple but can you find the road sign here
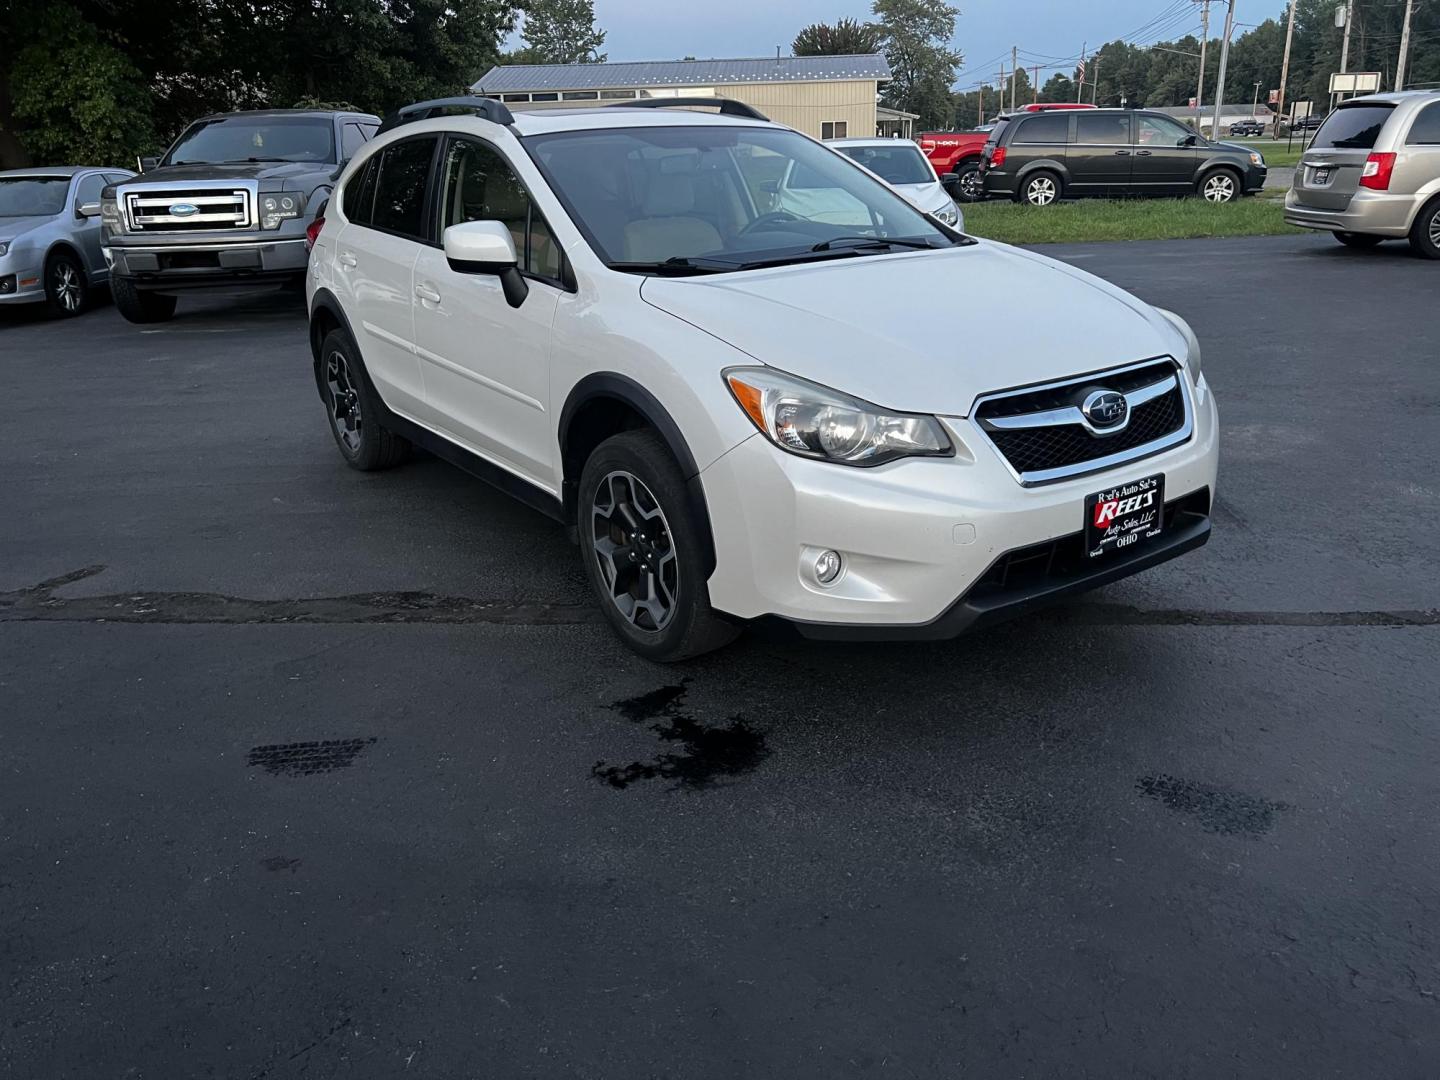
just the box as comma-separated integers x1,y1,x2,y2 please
1329,71,1381,94
1269,89,1280,104
1291,100,1312,119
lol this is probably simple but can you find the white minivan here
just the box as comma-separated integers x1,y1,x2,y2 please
306,96,1218,660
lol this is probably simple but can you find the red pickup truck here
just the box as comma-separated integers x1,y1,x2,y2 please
921,104,1097,202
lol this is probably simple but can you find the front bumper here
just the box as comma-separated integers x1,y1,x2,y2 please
1283,189,1417,237
700,373,1219,634
1242,164,1268,193
105,236,308,290
0,264,45,304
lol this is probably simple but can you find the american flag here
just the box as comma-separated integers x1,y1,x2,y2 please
1077,57,1086,83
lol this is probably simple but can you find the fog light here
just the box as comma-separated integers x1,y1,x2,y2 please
813,549,842,585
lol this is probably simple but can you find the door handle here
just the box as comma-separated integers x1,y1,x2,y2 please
414,283,442,304
1135,150,1153,156
338,252,357,268
1113,150,1132,156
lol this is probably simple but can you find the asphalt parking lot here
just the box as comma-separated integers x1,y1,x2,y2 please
3,233,1438,1077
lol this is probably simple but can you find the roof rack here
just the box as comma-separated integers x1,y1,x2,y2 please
604,97,770,122
377,96,514,134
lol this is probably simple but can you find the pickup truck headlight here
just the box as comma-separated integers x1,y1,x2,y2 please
258,194,302,229
100,197,121,239
725,367,952,467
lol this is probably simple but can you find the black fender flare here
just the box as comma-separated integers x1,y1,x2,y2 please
1016,159,1070,191
559,373,717,575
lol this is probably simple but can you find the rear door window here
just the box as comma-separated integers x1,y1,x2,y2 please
343,155,378,224
1312,104,1395,149
341,123,371,161
1406,102,1440,145
1075,114,1132,145
369,137,437,239
1012,113,1069,145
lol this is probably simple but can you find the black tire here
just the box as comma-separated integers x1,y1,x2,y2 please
1197,168,1241,204
1333,231,1385,250
1017,170,1061,207
45,250,91,318
1407,198,1440,260
578,430,739,662
111,276,177,323
316,328,410,471
952,160,985,203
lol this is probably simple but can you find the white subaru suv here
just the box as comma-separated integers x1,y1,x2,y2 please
306,96,1218,661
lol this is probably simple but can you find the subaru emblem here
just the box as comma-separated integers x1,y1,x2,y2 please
1082,390,1128,429
169,202,200,217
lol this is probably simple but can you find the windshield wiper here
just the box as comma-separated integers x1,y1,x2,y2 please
810,236,937,252
609,256,738,276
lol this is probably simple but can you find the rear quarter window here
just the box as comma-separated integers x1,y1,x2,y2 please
1012,113,1069,145
1405,101,1440,145
1312,104,1395,149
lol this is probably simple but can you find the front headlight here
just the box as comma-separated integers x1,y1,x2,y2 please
724,367,952,467
1154,308,1202,386
1249,151,1264,167
0,241,9,258
933,201,959,227
259,193,302,229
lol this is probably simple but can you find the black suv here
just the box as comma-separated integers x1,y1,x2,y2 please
102,109,379,322
981,108,1267,206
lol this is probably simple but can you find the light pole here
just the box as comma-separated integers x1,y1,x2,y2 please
1252,80,1261,121
1276,0,1297,137
1194,0,1211,131
1210,0,1236,143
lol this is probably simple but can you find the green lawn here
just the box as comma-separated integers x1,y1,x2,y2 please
963,194,1302,245
1221,135,1309,169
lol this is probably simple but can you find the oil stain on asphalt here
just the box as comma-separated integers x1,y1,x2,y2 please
593,681,769,791
247,738,377,777
1136,773,1287,836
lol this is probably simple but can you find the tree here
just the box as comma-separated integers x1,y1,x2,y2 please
792,17,885,57
1039,73,1076,104
871,0,962,129
518,0,606,64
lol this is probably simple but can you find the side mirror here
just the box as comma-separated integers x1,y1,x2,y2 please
76,201,102,219
139,156,159,172
443,220,528,308
1182,134,1199,147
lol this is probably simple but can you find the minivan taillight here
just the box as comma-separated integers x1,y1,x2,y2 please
990,146,1007,169
304,215,325,252
1359,152,1396,191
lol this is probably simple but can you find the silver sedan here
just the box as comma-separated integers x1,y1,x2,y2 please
1,165,135,317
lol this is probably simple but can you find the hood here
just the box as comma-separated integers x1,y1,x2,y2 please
892,181,948,211
0,215,53,242
130,161,330,185
641,242,1183,417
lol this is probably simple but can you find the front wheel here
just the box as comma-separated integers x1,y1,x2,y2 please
1199,169,1239,203
952,161,985,203
1407,199,1440,260
1018,171,1060,207
317,328,409,471
45,252,90,317
111,276,177,323
1333,231,1385,250
579,430,738,662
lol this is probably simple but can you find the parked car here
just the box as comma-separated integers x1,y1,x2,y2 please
981,108,1267,205
0,166,135,316
306,94,1218,660
824,137,962,228
920,106,1098,203
101,108,380,323
1293,113,1328,132
1284,91,1440,257
1228,119,1266,137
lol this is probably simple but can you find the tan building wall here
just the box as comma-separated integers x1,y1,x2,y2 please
501,80,880,140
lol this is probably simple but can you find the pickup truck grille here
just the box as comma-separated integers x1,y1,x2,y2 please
124,188,252,231
974,359,1192,485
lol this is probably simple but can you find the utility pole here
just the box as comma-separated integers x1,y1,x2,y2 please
999,64,1006,115
978,82,985,126
1011,45,1018,112
1340,0,1355,74
1211,0,1236,142
1034,66,1040,104
1276,0,1297,137
1396,0,1415,89
1195,1,1211,131
1092,55,1102,104
1077,42,1086,103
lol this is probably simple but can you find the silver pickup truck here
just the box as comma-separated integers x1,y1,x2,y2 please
102,108,379,322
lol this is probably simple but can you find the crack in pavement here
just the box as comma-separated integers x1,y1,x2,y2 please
1,566,1437,628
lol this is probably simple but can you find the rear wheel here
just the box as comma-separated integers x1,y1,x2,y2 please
1199,169,1240,203
579,430,738,662
1333,231,1385,250
45,251,90,318
111,276,177,323
317,328,409,471
952,161,984,203
1018,170,1060,207
1407,199,1440,260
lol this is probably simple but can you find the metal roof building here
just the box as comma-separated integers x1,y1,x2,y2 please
471,55,900,141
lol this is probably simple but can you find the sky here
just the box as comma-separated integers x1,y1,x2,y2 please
577,0,1248,90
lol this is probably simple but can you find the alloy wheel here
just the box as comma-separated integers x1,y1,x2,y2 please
1026,177,1057,206
1430,209,1440,248
1203,174,1236,203
324,349,363,454
958,170,984,202
591,470,679,633
52,261,82,314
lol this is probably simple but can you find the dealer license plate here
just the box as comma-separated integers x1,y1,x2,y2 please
1312,167,1332,184
1084,474,1165,559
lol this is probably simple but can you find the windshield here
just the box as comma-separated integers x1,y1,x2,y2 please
525,125,957,273
833,144,934,185
1312,104,1395,150
164,115,336,165
0,176,69,217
